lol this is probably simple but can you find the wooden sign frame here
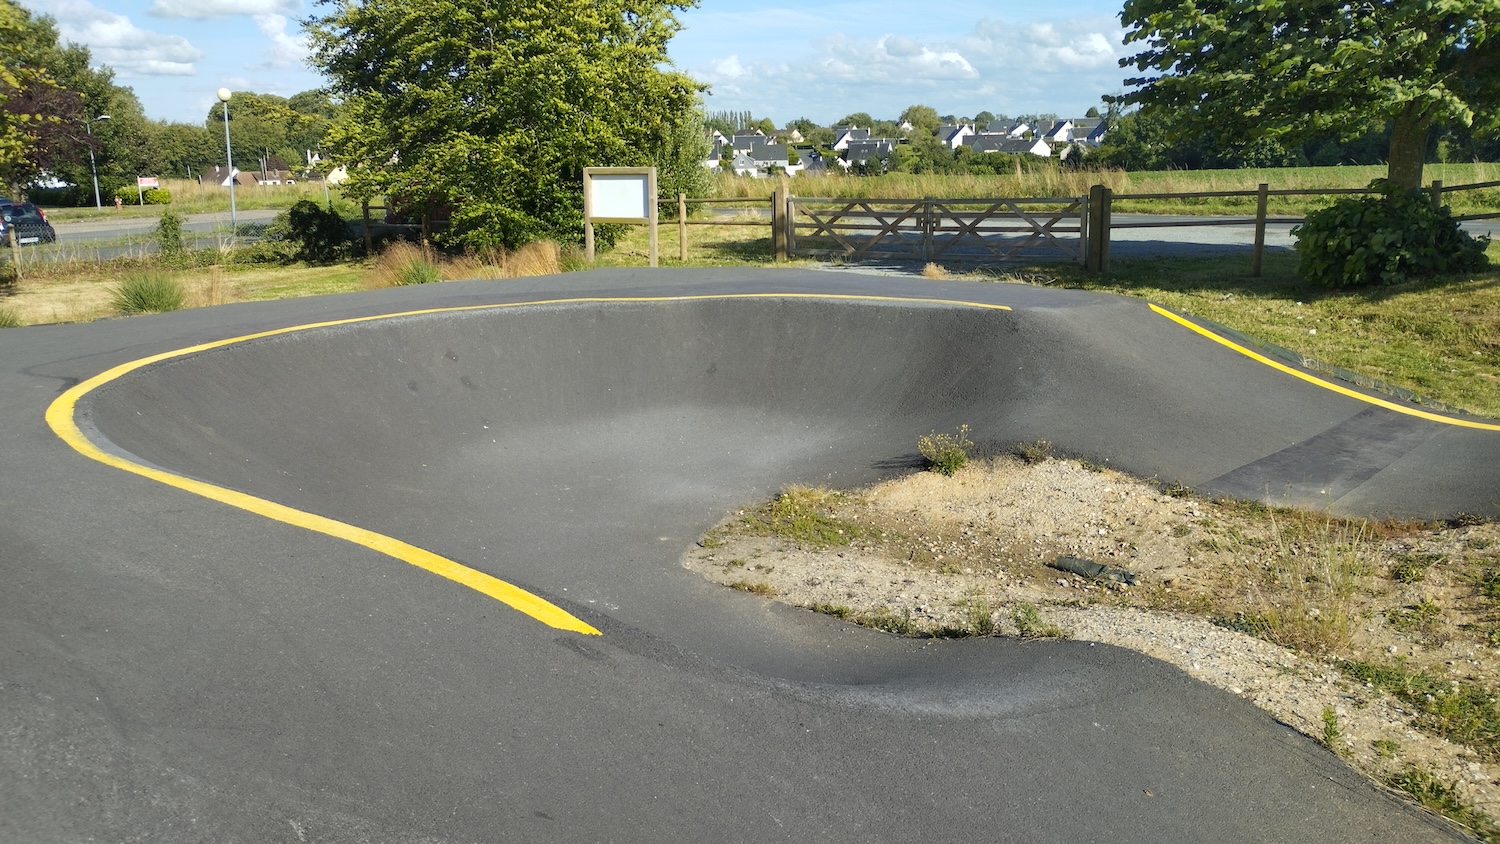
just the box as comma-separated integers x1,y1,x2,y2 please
583,167,658,266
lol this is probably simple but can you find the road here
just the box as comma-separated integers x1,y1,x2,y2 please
4,268,1491,842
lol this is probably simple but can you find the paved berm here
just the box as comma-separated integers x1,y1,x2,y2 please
3,267,1495,842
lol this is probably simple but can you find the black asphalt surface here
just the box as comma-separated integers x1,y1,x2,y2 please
4,267,1495,843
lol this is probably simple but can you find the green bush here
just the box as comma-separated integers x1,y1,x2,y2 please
154,210,184,260
142,187,172,205
111,272,185,314
0,307,22,327
1293,179,1489,288
285,199,350,262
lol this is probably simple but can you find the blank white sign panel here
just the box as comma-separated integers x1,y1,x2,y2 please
590,174,650,221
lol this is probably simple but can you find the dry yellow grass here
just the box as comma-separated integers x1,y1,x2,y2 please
363,239,564,289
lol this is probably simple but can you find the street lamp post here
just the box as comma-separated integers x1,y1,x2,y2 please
217,87,237,232
84,114,111,209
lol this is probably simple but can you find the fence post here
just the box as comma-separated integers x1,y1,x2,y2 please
921,198,935,262
7,225,21,281
361,200,373,256
772,189,787,262
1252,183,1269,278
678,193,687,261
1429,179,1444,212
1086,184,1111,273
786,195,797,257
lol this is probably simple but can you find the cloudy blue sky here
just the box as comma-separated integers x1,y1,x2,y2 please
21,0,1135,125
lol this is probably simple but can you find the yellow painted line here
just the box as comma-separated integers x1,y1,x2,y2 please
1151,303,1500,431
45,292,1011,635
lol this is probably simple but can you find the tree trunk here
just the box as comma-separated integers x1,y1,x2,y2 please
1387,108,1431,191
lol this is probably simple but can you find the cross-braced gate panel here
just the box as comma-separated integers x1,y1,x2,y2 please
787,196,1086,264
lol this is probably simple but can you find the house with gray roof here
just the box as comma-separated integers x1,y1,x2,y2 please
962,135,1052,157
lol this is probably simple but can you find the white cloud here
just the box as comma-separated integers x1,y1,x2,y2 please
809,33,978,84
707,56,749,79
693,15,1121,123
28,0,206,76
1019,21,1123,69
149,0,299,20
249,13,309,69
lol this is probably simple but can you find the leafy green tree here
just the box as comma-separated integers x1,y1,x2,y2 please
0,2,84,195
838,112,875,128
899,104,941,136
309,0,704,249
1117,0,1500,189
893,133,958,174
0,2,165,203
207,91,331,173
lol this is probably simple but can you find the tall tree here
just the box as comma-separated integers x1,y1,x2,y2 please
1116,0,1500,188
898,104,941,136
308,0,704,248
0,1,80,195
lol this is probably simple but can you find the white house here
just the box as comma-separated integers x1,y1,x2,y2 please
936,124,975,149
832,126,871,151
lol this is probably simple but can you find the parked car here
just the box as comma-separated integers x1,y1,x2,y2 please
0,200,57,245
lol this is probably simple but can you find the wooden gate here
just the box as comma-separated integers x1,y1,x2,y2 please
786,196,1087,264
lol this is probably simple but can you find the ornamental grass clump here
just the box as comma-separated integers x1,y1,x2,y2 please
111,271,185,314
365,241,442,287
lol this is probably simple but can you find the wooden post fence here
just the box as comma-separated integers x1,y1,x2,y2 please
1251,183,1269,277
772,189,788,262
1086,184,1112,273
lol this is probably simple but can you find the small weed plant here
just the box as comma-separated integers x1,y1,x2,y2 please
1320,707,1344,753
1386,766,1500,839
111,271,185,314
917,424,973,476
1342,660,1500,760
1232,511,1369,654
1012,602,1069,640
743,486,865,549
0,307,20,328
1391,552,1442,584
1015,439,1054,465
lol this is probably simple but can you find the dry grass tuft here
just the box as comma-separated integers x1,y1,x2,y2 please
365,240,564,289
921,262,950,279
183,266,238,309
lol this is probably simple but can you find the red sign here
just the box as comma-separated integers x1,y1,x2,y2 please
137,176,160,188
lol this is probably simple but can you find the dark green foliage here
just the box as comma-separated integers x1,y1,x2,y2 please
153,210,183,260
308,0,705,250
1115,0,1500,189
1293,180,1489,288
284,199,350,263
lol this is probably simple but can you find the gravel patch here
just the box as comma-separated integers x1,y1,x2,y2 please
684,456,1500,830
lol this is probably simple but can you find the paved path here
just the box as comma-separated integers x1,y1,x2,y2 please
4,269,1492,842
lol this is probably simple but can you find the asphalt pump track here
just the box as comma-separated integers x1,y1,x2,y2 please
4,268,1498,842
